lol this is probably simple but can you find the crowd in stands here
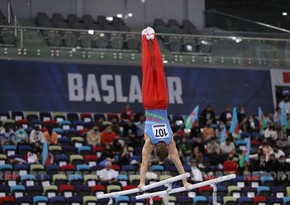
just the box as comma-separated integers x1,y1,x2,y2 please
1,99,290,203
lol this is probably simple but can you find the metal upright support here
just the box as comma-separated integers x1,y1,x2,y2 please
107,197,113,205
211,183,217,205
7,0,11,24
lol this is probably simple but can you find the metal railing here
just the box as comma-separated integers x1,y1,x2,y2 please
0,24,289,68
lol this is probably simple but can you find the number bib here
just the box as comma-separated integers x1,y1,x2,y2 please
152,123,169,138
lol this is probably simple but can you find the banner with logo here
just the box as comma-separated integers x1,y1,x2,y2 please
0,60,273,115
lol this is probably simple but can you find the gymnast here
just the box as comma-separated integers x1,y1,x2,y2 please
138,27,191,191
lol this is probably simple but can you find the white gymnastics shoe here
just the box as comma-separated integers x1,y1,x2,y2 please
146,27,155,40
141,28,148,36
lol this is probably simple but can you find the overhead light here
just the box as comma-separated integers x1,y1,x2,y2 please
106,16,113,21
282,12,288,16
163,60,168,64
141,0,146,3
88,30,94,35
128,13,133,17
116,13,123,18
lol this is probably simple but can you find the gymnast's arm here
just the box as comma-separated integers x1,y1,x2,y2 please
168,139,191,189
138,134,154,190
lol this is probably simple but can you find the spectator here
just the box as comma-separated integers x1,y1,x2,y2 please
14,124,28,144
120,103,134,123
265,154,280,172
200,105,216,127
219,105,232,124
111,118,121,137
191,145,204,168
100,125,117,145
190,122,201,139
190,159,203,182
215,121,225,139
97,161,119,185
135,115,145,139
258,140,273,161
251,153,266,171
43,125,58,145
122,119,137,146
278,155,290,171
97,144,115,165
191,135,205,154
29,125,45,148
0,122,15,146
244,115,259,133
279,94,290,114
178,137,191,164
274,107,281,126
270,145,285,159
220,137,236,155
119,144,130,165
265,111,275,126
207,137,220,165
202,120,215,142
237,106,247,123
87,125,101,146
264,122,278,142
26,146,41,164
223,154,238,174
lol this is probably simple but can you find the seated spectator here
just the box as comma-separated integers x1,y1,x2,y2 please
191,146,204,168
190,122,201,139
219,105,232,124
207,137,220,165
243,115,259,133
86,125,101,146
202,120,215,142
97,161,119,185
120,103,134,123
274,107,281,126
278,155,290,171
135,115,145,140
264,122,278,142
270,145,285,159
251,153,266,171
97,144,115,165
122,119,137,146
200,104,216,127
215,121,225,139
13,124,28,144
220,137,236,155
111,118,121,137
266,111,275,126
29,125,45,149
190,159,203,183
178,137,191,164
237,106,247,123
0,123,15,146
191,135,205,154
223,154,238,174
43,125,58,145
26,146,41,164
100,125,117,145
265,153,280,172
259,140,273,161
119,144,130,165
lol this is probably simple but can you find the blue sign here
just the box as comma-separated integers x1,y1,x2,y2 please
0,59,273,115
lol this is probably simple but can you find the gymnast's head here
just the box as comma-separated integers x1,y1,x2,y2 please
154,142,168,162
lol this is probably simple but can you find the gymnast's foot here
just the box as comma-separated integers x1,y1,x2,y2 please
146,27,155,40
141,27,155,40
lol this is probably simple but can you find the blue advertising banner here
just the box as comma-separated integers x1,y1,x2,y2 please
0,59,273,115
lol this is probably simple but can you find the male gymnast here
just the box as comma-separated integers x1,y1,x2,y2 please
138,27,191,190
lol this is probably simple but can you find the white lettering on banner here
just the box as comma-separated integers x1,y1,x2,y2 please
167,77,183,104
85,74,101,102
67,73,183,104
68,73,84,101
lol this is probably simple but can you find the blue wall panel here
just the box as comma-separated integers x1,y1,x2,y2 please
0,60,273,115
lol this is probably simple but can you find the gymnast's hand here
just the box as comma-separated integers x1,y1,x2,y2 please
183,182,192,190
138,183,145,191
